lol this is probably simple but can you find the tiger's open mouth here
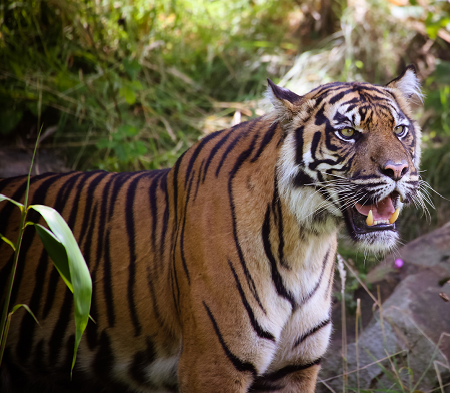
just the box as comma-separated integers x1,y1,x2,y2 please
345,191,402,234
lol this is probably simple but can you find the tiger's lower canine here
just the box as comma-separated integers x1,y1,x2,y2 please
0,66,422,392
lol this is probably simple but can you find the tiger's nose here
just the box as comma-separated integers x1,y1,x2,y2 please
381,160,409,181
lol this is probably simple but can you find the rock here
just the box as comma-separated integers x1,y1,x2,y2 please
318,222,450,392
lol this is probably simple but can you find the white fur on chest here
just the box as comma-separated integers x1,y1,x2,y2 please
260,232,336,373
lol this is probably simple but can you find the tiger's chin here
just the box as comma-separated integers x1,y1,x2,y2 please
343,192,402,253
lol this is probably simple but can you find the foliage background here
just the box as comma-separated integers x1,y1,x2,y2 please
1,0,450,257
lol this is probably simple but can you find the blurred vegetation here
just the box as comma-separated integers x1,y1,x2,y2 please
0,0,450,252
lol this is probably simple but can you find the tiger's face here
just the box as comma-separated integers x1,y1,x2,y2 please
271,66,422,252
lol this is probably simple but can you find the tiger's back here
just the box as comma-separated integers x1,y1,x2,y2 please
0,67,423,393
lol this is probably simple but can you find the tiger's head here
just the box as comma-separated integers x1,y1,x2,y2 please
270,66,423,253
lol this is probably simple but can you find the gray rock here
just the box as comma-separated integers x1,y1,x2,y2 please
0,148,69,178
318,223,450,392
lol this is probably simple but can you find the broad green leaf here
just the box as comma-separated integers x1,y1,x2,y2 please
119,85,136,105
29,204,91,375
135,140,148,156
0,194,24,210
34,224,73,293
129,80,143,91
96,137,113,149
118,124,138,137
0,233,15,251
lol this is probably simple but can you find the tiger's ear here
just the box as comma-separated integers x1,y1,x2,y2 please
386,65,424,103
266,79,303,120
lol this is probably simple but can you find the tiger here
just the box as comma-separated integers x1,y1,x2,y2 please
0,65,422,393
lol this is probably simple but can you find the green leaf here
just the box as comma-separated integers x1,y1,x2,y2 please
10,304,39,326
34,224,73,293
119,85,136,105
96,137,113,149
29,205,91,375
135,140,148,156
0,233,16,251
129,80,143,91
118,124,138,137
0,194,24,210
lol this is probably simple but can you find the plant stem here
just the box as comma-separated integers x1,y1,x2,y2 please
0,207,27,363
0,313,12,365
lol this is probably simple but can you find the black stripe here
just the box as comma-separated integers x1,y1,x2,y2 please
184,131,223,188
228,132,266,313
193,159,205,201
33,340,47,373
78,172,109,245
48,287,73,365
329,89,355,105
310,131,321,162
0,176,23,194
83,203,99,349
125,174,144,337
202,129,233,183
149,171,164,252
89,175,114,291
272,176,289,269
61,334,75,374
93,330,114,377
16,248,50,362
215,119,258,177
250,122,278,162
294,126,305,166
308,157,345,171
300,247,330,305
228,260,275,341
256,358,322,383
293,318,331,348
262,206,296,310
293,170,314,188
146,264,163,328
129,338,157,385
103,230,115,327
179,170,195,284
203,302,257,375
159,172,170,264
107,172,134,221
170,152,187,316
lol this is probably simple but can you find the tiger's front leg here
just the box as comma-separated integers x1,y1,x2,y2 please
249,361,321,392
177,344,255,393
176,299,278,393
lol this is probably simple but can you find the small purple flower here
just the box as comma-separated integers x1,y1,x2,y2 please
394,258,404,269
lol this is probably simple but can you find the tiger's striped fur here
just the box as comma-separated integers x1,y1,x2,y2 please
0,66,422,392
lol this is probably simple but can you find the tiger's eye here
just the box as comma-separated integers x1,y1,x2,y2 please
340,128,354,138
394,125,406,135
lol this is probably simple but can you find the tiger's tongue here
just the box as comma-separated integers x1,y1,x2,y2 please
354,196,395,220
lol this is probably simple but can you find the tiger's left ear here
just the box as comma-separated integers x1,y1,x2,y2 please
266,79,303,120
386,65,424,103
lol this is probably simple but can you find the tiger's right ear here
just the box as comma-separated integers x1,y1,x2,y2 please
266,79,303,120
